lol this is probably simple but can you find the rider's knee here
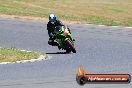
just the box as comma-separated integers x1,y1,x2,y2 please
48,40,52,45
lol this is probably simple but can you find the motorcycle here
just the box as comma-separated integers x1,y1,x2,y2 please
53,25,76,53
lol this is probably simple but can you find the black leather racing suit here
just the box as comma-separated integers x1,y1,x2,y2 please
47,20,64,46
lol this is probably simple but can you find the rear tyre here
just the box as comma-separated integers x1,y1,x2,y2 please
66,40,76,53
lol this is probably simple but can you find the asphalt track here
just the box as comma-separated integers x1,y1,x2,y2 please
0,17,132,88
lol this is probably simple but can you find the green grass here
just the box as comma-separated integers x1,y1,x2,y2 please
0,0,132,26
0,48,42,62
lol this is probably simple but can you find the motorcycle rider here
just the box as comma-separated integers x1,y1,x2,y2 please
47,14,71,49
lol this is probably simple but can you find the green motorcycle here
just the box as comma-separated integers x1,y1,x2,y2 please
54,26,76,53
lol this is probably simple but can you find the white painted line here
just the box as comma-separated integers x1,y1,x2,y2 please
20,50,26,51
125,27,132,29
25,50,32,52
20,50,32,52
98,25,105,27
84,24,93,26
84,23,132,29
111,26,119,28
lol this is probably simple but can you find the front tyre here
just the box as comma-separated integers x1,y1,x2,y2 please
66,40,76,53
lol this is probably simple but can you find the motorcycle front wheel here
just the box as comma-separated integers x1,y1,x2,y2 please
66,40,76,53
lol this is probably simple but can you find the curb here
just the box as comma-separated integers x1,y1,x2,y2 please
0,48,48,65
0,54,48,65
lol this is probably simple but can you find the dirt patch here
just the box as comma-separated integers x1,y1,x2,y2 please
0,14,81,24
0,14,47,20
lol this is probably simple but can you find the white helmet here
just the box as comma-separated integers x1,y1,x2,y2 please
49,14,57,24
